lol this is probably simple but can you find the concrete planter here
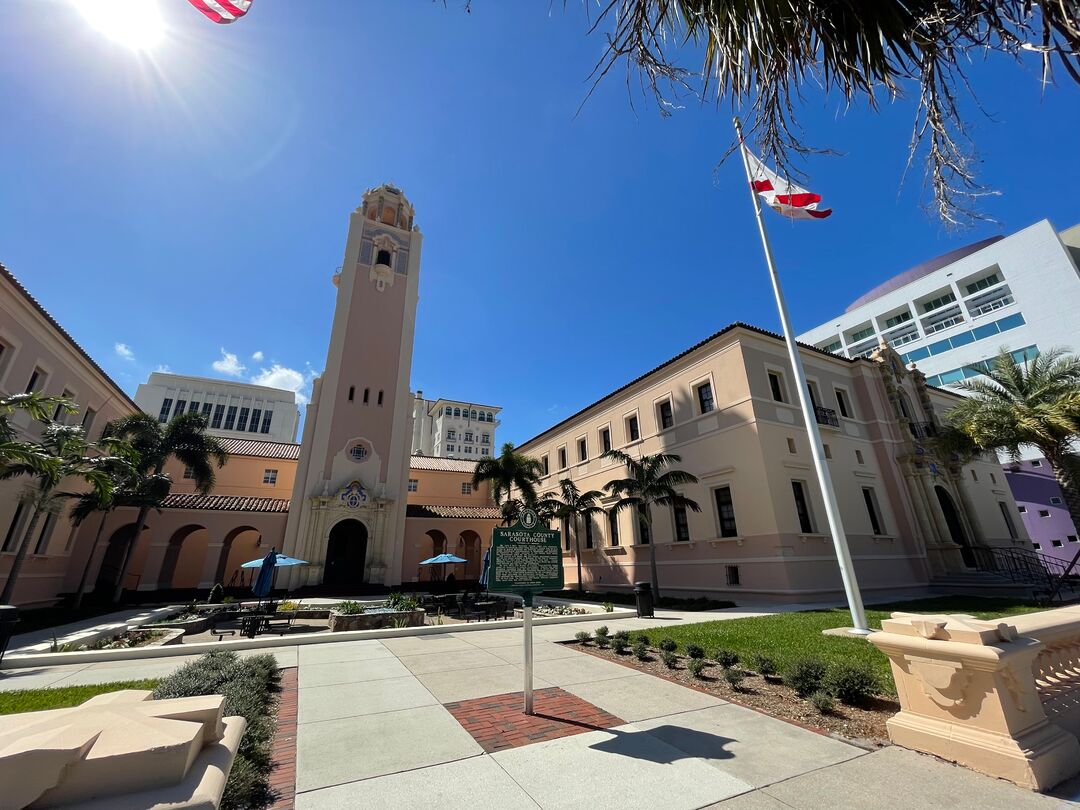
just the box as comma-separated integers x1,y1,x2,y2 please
329,609,425,632
145,616,212,636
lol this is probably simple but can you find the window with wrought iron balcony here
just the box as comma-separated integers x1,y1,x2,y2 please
813,406,839,427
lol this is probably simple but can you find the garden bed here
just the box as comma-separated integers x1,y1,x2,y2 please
329,607,425,632
56,627,183,652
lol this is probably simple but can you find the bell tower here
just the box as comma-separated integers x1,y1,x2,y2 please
282,185,421,587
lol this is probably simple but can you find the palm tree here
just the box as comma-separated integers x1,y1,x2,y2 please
472,442,543,507
0,423,130,603
601,449,701,599
550,479,606,592
103,412,227,603
947,347,1080,533
0,392,74,474
68,466,171,609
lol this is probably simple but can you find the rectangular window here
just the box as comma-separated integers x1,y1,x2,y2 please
81,407,96,432
33,513,55,555
188,401,200,414
726,564,740,586
223,406,238,430
558,447,567,469
787,437,797,454
248,408,261,432
1069,535,1078,543
482,433,490,444
3,503,26,552
713,487,738,537
792,481,816,533
1052,539,1063,548
627,415,640,442
237,407,250,432
25,367,44,393
211,404,225,429
806,382,820,409
637,505,651,544
1018,505,1027,514
850,325,875,343
408,479,418,492
768,371,785,403
965,273,1000,295
447,430,457,440
855,449,864,464
541,455,549,476
577,437,588,462
884,311,912,328
464,432,473,442
584,516,594,549
174,400,187,420
970,469,978,482
158,398,173,423
696,382,715,414
821,340,842,354
461,482,473,495
922,291,956,313
363,388,370,404
201,402,213,419
998,502,1018,539
263,468,278,484
658,400,674,429
261,411,273,433
183,466,195,479
1051,497,1063,505
1039,509,1051,518
608,511,620,546
673,502,690,542
823,444,832,459
54,390,74,422
835,389,852,419
446,444,455,452
377,390,384,406
862,487,885,535
600,427,611,453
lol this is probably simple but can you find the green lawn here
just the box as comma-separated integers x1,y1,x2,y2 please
0,679,160,716
630,596,1044,696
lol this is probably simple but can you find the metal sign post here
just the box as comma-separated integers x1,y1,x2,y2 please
488,508,563,716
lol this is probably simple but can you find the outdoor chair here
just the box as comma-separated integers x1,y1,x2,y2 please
208,608,237,641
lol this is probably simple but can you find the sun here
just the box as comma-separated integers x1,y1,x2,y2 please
73,0,165,51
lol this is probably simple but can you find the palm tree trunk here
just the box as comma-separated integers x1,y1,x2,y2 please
73,511,108,610
0,505,42,604
1047,453,1080,545
643,506,660,600
574,514,583,593
111,503,150,604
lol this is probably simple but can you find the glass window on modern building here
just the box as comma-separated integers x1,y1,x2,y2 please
249,408,261,432
158,398,173,423
211,404,225,428
237,407,250,431
261,411,273,433
224,406,238,430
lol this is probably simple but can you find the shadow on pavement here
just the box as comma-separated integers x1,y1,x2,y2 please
590,724,736,764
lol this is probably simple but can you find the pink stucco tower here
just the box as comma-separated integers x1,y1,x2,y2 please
282,185,422,587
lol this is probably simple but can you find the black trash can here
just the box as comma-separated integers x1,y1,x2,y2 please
0,605,20,670
633,582,654,618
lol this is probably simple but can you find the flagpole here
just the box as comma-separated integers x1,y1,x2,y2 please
733,117,870,635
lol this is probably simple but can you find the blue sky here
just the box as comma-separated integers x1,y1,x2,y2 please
2,1,1078,446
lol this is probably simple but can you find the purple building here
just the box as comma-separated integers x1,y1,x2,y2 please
1004,459,1080,564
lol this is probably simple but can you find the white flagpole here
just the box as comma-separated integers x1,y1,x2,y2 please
733,117,869,634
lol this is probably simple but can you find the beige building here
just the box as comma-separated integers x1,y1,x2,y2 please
516,323,1030,602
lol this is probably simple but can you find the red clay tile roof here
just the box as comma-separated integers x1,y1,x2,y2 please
406,504,501,520
409,455,480,473
162,493,290,513
216,437,302,460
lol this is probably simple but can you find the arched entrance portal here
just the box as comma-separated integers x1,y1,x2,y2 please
325,519,368,586
935,486,974,567
95,524,138,592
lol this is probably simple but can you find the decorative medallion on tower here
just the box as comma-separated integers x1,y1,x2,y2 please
348,440,372,463
340,480,368,509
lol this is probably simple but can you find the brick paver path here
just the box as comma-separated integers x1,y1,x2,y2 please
269,667,298,810
444,686,624,753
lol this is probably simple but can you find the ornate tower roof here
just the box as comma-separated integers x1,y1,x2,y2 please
360,184,415,231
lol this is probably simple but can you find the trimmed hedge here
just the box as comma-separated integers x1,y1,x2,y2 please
153,650,281,810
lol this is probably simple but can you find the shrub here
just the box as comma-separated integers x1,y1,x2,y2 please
632,638,650,661
602,601,614,612
687,658,708,678
722,667,746,690
658,638,677,653
613,630,630,643
222,596,236,604
750,654,778,678
335,600,366,615
661,650,679,669
786,657,828,697
595,625,609,638
207,583,224,604
385,592,419,611
277,600,299,613
636,633,650,646
610,634,630,654
594,627,610,648
685,643,706,660
714,649,740,669
810,690,835,714
574,630,591,645
825,662,880,706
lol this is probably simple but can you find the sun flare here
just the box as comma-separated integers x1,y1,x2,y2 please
73,0,164,51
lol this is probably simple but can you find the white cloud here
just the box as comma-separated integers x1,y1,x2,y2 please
250,364,318,405
155,364,172,373
251,350,264,362
212,348,246,377
114,342,135,361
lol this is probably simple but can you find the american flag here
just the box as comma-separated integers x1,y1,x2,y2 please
187,0,252,24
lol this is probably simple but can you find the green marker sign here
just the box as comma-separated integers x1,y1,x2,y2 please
489,508,564,606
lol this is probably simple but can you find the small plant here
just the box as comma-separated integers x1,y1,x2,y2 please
636,633,650,646
632,638,650,661
594,626,610,648
610,631,630,654
574,630,591,645
714,649,740,669
386,592,420,611
335,600,366,615
750,654,778,678
602,601,614,612
810,690,835,714
786,657,828,697
685,643,706,660
222,595,236,604
207,583,224,604
661,650,679,669
687,658,708,678
658,638,677,653
277,600,299,613
825,662,880,706
722,667,746,691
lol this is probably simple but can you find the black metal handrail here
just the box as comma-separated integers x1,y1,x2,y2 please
814,406,839,428
970,545,1080,604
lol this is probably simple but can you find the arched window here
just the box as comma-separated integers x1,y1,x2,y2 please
486,412,493,422
454,407,461,417
444,406,452,415
470,409,477,420
376,248,392,266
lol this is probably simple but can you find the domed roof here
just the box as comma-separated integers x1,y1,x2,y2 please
844,235,1004,313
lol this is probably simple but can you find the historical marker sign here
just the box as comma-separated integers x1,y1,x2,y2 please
489,508,563,602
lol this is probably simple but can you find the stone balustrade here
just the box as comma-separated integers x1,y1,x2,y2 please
869,608,1080,791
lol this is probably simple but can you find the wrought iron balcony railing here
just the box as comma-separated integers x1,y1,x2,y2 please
814,406,839,428
908,421,938,439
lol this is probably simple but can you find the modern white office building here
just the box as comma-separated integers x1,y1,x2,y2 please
134,371,300,443
410,392,500,459
799,219,1080,388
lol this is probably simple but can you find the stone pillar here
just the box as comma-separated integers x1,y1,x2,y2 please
869,612,1080,791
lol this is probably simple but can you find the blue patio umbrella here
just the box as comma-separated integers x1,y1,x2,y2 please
243,549,308,598
419,552,468,584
